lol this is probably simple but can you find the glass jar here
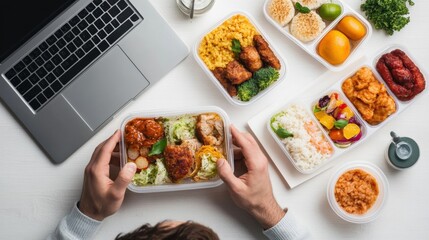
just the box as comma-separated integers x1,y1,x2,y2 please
176,0,215,17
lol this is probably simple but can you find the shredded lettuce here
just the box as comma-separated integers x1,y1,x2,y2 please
196,154,218,180
132,159,170,186
164,115,196,144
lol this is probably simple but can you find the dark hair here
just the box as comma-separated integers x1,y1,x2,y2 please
115,221,219,240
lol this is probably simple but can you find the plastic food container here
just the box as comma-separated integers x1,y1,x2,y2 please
194,11,287,106
263,0,372,71
327,161,389,223
267,44,427,174
268,103,335,174
372,44,428,105
120,106,234,193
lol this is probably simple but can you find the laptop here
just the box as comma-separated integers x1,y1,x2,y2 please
0,0,189,164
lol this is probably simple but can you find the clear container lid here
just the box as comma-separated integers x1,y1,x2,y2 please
120,106,234,193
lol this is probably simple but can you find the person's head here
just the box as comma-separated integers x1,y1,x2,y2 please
115,220,219,240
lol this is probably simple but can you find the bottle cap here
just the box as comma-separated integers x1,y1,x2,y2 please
387,136,419,169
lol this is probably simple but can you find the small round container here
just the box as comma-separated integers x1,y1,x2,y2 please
176,0,215,17
327,161,389,223
385,137,420,170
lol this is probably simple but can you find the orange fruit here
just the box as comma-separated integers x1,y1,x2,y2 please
336,16,366,41
317,30,350,65
343,123,360,139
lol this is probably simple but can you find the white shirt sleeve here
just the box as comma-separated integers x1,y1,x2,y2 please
47,202,102,240
263,209,312,240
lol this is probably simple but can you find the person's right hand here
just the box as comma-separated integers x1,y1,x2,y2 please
217,125,285,229
78,130,137,221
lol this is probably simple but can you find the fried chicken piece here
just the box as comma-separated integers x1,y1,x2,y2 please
368,93,396,125
212,67,237,96
196,113,224,148
356,89,377,105
353,68,372,90
341,78,355,98
164,145,194,182
253,35,281,70
342,67,397,125
239,46,263,72
353,99,374,121
225,60,252,85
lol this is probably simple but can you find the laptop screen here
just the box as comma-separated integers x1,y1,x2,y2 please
0,0,77,62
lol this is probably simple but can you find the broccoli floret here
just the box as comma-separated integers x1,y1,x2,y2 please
254,67,280,91
237,77,259,102
237,67,280,102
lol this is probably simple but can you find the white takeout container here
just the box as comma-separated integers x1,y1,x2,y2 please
263,0,372,71
267,102,336,174
120,106,234,193
194,11,288,106
327,161,389,223
267,44,427,174
372,44,428,105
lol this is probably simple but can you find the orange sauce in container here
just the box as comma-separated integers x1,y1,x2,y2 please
334,169,379,214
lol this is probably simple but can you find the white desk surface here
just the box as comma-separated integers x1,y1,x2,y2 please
1,0,428,239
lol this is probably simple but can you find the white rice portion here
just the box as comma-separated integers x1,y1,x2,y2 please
271,104,332,171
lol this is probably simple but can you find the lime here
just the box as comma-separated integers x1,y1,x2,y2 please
319,3,342,21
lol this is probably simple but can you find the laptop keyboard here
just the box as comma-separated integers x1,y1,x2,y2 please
2,0,142,111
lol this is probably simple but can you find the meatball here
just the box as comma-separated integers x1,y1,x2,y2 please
164,145,194,182
142,119,163,139
225,60,252,85
239,46,263,72
124,118,164,147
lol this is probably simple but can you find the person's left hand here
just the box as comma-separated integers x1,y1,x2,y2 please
78,130,137,221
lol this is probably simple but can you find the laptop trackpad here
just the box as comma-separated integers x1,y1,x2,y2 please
62,46,149,130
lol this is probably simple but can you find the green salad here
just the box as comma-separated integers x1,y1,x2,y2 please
164,115,196,144
132,159,170,186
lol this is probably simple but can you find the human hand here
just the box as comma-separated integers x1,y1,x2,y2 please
78,130,137,221
217,125,285,229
